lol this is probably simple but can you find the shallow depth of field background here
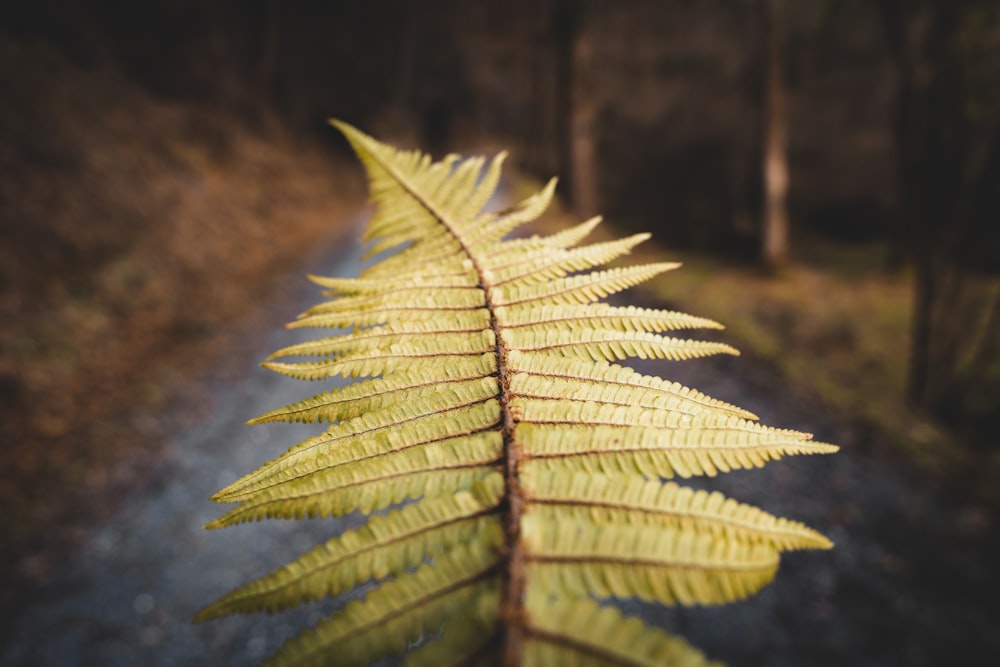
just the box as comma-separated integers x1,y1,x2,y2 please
2,1,999,665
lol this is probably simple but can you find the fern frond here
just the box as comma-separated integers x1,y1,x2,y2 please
499,303,723,332
268,317,491,360
197,477,503,620
200,122,837,666
403,589,501,667
523,592,721,667
206,435,500,527
506,351,757,419
263,540,502,667
493,263,680,307
509,374,740,420
488,233,651,286
306,269,480,294
460,177,559,252
484,215,601,264
520,422,836,478
247,356,495,424
335,124,480,246
215,401,501,503
290,293,485,331
294,309,487,333
213,420,498,502
523,468,832,551
262,331,495,380
505,328,739,362
300,287,484,318
523,514,778,605
515,401,805,433
357,241,470,282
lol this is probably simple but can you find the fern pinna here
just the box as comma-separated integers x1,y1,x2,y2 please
197,121,837,666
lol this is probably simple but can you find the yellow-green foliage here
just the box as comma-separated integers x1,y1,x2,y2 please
197,122,838,666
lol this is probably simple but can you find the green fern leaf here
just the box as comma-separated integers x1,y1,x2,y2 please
265,540,502,667
196,476,503,621
403,588,501,667
523,468,832,551
198,121,837,665
217,397,500,502
499,303,724,332
506,351,757,419
208,430,502,525
489,233,651,286
523,514,779,605
522,591,723,667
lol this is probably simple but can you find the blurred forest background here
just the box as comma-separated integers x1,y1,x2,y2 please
2,0,1000,647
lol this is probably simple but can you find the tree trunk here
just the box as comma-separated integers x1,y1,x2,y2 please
553,0,598,219
569,20,598,219
761,0,789,266
909,250,937,405
879,0,967,408
242,0,281,128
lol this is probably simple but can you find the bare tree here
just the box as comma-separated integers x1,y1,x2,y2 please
761,0,789,266
251,0,280,127
552,0,599,219
879,0,965,407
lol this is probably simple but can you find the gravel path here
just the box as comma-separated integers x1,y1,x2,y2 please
3,229,998,666
3,235,370,667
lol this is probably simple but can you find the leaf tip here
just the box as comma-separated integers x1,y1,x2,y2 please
203,518,225,530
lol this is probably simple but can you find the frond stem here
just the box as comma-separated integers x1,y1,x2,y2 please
490,292,526,667
365,145,527,664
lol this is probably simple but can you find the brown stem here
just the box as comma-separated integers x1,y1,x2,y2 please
491,307,526,667
363,144,528,664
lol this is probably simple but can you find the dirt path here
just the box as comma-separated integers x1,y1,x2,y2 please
3,232,998,666
1,234,370,667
